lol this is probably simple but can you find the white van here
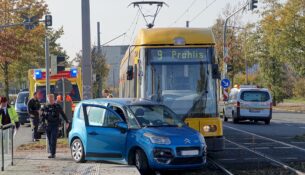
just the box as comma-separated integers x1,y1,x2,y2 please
223,86,272,125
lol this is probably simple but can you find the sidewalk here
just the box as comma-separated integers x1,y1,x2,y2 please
0,147,140,175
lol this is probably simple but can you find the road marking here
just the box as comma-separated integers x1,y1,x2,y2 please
244,158,259,160
299,127,305,129
217,158,236,161
291,142,305,144
283,157,298,160
253,147,269,150
273,147,292,149
225,147,240,150
224,125,305,153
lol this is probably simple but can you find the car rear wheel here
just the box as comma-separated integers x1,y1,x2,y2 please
265,120,270,125
71,139,85,163
223,110,228,122
135,149,150,175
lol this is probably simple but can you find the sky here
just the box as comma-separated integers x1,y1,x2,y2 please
45,0,260,60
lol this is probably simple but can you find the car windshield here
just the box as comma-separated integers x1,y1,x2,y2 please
17,92,29,103
240,91,270,102
128,105,184,127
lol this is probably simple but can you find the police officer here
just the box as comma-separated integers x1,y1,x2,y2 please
41,94,69,158
27,92,41,142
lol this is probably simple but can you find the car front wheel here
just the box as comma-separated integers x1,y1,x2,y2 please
71,139,85,163
135,149,150,175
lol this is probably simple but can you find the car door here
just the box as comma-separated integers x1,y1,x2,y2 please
83,103,127,160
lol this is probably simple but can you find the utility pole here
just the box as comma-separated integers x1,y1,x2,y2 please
81,0,92,99
186,21,189,28
97,22,102,97
45,35,50,96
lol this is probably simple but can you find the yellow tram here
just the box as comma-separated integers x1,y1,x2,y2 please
119,28,224,151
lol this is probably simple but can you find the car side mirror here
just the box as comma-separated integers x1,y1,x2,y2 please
212,64,221,79
126,65,133,80
114,121,128,133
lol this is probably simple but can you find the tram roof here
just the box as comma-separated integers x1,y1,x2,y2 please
134,28,215,46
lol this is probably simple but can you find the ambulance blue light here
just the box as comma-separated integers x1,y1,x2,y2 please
70,68,77,77
34,70,42,79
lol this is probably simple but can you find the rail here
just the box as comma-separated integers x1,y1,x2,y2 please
0,123,14,171
207,157,235,175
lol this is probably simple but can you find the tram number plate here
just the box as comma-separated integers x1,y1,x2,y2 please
181,150,199,156
249,109,260,113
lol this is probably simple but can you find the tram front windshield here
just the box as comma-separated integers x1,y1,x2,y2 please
146,48,217,118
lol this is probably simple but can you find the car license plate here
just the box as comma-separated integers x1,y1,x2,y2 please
181,150,199,156
249,109,260,113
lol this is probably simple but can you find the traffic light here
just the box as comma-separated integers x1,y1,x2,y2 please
45,15,52,27
51,55,65,75
57,56,65,72
250,0,258,10
22,15,39,30
227,64,233,72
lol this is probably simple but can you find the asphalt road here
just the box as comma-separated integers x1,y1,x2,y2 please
223,111,305,139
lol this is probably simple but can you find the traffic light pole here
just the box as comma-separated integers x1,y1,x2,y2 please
223,2,249,79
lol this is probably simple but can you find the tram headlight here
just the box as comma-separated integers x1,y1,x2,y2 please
202,125,217,132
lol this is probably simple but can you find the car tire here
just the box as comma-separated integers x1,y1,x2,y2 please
265,120,270,125
135,149,150,175
71,139,86,163
223,110,228,122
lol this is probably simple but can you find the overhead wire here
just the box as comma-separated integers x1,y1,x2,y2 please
190,0,217,22
169,0,198,26
123,9,140,44
129,9,141,45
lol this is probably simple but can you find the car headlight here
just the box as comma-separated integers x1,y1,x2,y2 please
143,133,171,145
199,134,206,145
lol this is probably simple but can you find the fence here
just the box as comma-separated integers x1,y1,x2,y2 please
0,123,14,171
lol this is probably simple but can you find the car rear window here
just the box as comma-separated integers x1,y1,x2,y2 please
240,91,270,102
17,93,29,103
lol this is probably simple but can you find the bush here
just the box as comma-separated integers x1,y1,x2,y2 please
293,78,305,98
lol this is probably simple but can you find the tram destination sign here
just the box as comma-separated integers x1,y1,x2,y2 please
148,48,209,63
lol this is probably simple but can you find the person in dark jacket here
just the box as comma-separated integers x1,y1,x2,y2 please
41,94,69,158
27,92,41,142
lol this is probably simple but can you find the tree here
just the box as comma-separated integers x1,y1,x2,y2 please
72,48,109,98
0,0,47,98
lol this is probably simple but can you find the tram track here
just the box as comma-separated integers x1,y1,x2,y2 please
207,157,235,175
210,124,305,174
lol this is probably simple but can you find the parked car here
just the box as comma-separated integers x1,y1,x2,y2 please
15,91,30,125
223,86,272,124
69,98,207,174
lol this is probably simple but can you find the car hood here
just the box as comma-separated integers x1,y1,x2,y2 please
140,126,202,145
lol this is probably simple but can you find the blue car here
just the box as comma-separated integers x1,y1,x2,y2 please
15,91,30,125
68,98,207,174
